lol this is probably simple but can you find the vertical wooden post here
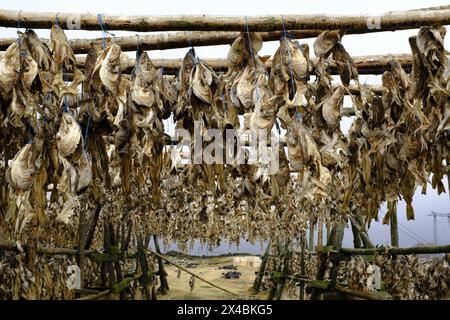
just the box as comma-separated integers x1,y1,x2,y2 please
253,241,270,293
78,207,86,289
267,239,280,300
350,220,362,248
84,204,101,250
328,223,345,291
388,201,398,247
299,233,306,300
309,222,315,252
104,222,116,291
317,219,323,251
353,216,374,248
275,241,291,300
111,223,125,300
310,220,344,300
153,235,169,294
137,234,152,300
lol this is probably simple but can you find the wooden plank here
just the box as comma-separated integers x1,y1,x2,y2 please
1,9,450,32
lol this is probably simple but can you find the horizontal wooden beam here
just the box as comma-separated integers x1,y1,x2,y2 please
1,9,450,32
0,239,95,256
316,244,450,255
339,244,450,256
0,31,319,54
335,286,392,300
306,280,392,300
73,53,412,76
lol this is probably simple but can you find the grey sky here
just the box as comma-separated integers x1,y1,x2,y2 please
1,1,449,254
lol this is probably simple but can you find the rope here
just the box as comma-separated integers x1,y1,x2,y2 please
96,14,116,49
55,12,60,27
97,14,107,49
17,10,22,30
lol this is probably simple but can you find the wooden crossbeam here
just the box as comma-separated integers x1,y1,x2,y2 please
1,8,450,32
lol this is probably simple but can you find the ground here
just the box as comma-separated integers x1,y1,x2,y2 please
159,255,260,300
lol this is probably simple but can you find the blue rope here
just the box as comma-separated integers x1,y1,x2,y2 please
55,13,60,27
135,34,141,61
97,14,108,49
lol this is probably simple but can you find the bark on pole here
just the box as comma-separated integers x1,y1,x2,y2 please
0,31,317,53
253,241,271,293
309,222,315,252
1,9,450,31
317,219,323,251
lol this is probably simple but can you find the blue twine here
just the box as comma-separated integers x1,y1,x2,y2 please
55,13,60,27
97,14,108,49
135,34,141,61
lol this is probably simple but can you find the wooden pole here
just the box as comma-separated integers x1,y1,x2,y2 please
275,242,291,300
84,204,101,250
299,233,306,300
350,220,363,248
70,53,410,75
253,241,271,293
153,235,169,294
389,201,399,247
78,207,86,289
351,216,374,248
339,244,450,255
307,281,392,300
1,9,450,32
75,289,110,300
309,222,315,252
0,31,317,54
137,234,152,300
328,223,345,290
317,219,323,252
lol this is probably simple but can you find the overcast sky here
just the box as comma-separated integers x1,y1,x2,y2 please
1,1,449,253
